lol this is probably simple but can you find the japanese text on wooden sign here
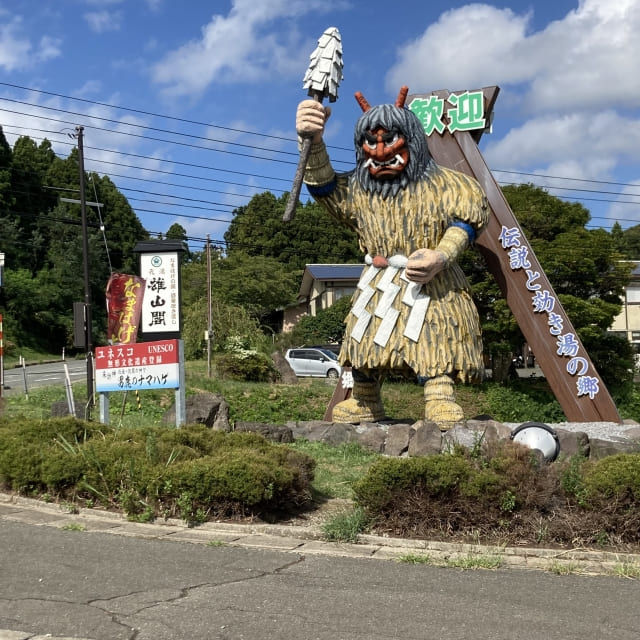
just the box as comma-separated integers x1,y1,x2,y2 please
498,225,600,400
95,339,180,392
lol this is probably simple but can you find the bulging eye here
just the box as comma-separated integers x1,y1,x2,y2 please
363,133,377,149
384,132,399,146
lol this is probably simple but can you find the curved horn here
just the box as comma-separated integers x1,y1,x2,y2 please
395,86,409,108
354,91,371,112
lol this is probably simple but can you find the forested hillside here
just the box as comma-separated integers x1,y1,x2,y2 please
0,128,148,350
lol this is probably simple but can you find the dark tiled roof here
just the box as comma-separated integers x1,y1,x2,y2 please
305,264,363,280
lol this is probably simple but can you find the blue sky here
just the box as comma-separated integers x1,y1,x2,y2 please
1,0,639,253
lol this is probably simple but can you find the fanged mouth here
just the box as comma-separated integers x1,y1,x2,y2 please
363,154,406,170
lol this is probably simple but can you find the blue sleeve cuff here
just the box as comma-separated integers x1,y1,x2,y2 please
451,220,476,243
307,177,338,198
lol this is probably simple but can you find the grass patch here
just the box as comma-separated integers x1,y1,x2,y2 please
321,506,369,543
397,553,434,565
547,561,582,575
445,553,504,570
397,552,503,570
287,441,379,499
61,523,86,531
610,562,640,579
207,540,227,547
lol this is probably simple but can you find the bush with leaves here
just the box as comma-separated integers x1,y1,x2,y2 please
0,418,315,523
352,441,640,547
215,335,278,382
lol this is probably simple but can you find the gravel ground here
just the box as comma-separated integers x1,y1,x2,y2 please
504,421,640,441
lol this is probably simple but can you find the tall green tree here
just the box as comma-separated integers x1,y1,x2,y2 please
0,134,150,353
617,223,640,259
182,252,298,323
8,136,58,272
224,191,361,272
0,126,12,215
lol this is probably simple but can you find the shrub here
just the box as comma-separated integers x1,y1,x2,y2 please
581,454,640,505
0,416,98,493
216,351,276,382
353,441,559,538
0,419,315,522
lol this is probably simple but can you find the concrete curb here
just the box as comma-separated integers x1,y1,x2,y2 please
2,492,640,577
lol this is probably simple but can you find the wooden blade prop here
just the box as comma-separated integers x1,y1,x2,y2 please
283,27,343,222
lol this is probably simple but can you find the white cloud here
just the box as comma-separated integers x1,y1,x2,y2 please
386,0,640,112
84,10,122,33
0,14,61,71
151,0,335,97
386,0,640,226
483,110,640,180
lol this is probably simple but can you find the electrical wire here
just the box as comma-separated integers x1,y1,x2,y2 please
1,84,640,238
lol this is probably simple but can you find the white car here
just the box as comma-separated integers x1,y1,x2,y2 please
285,348,342,379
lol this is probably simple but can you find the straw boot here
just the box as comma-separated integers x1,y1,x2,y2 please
423,375,464,431
332,380,385,423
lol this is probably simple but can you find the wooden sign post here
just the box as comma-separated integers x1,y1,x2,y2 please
408,87,620,423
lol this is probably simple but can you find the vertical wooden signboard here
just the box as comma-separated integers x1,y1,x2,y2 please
408,87,620,422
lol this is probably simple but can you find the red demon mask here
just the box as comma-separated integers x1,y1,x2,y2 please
355,86,410,180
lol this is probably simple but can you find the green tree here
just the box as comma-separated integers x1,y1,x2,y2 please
182,297,269,359
0,135,151,354
618,223,640,259
8,136,58,272
224,191,361,272
291,295,351,346
0,126,13,215
182,252,298,323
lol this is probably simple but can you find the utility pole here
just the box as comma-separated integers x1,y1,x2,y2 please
76,126,94,417
206,234,212,378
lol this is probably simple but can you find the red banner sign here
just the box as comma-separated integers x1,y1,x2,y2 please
106,274,146,345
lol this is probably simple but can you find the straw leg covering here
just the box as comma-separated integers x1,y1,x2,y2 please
424,375,464,431
332,380,385,424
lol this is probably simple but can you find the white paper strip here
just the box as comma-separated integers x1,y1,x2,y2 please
404,295,431,342
376,265,398,291
358,265,379,290
402,281,423,306
351,311,371,343
351,286,376,317
374,308,400,347
374,282,400,318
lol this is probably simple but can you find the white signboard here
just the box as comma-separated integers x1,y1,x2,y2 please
139,252,180,334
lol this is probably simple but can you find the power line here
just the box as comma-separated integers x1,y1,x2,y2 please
2,93,640,235
0,86,354,152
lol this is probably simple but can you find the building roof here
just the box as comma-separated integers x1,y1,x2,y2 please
306,264,364,279
298,263,363,298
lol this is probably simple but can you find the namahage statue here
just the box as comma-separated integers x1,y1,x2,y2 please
296,86,489,430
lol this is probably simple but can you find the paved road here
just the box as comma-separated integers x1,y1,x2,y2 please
1,360,87,397
1,498,640,640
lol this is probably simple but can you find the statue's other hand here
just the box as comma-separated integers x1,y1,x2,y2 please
406,249,447,284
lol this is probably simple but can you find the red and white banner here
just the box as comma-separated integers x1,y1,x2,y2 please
95,339,180,392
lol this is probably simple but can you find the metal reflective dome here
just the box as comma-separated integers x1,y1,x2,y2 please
510,422,560,462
